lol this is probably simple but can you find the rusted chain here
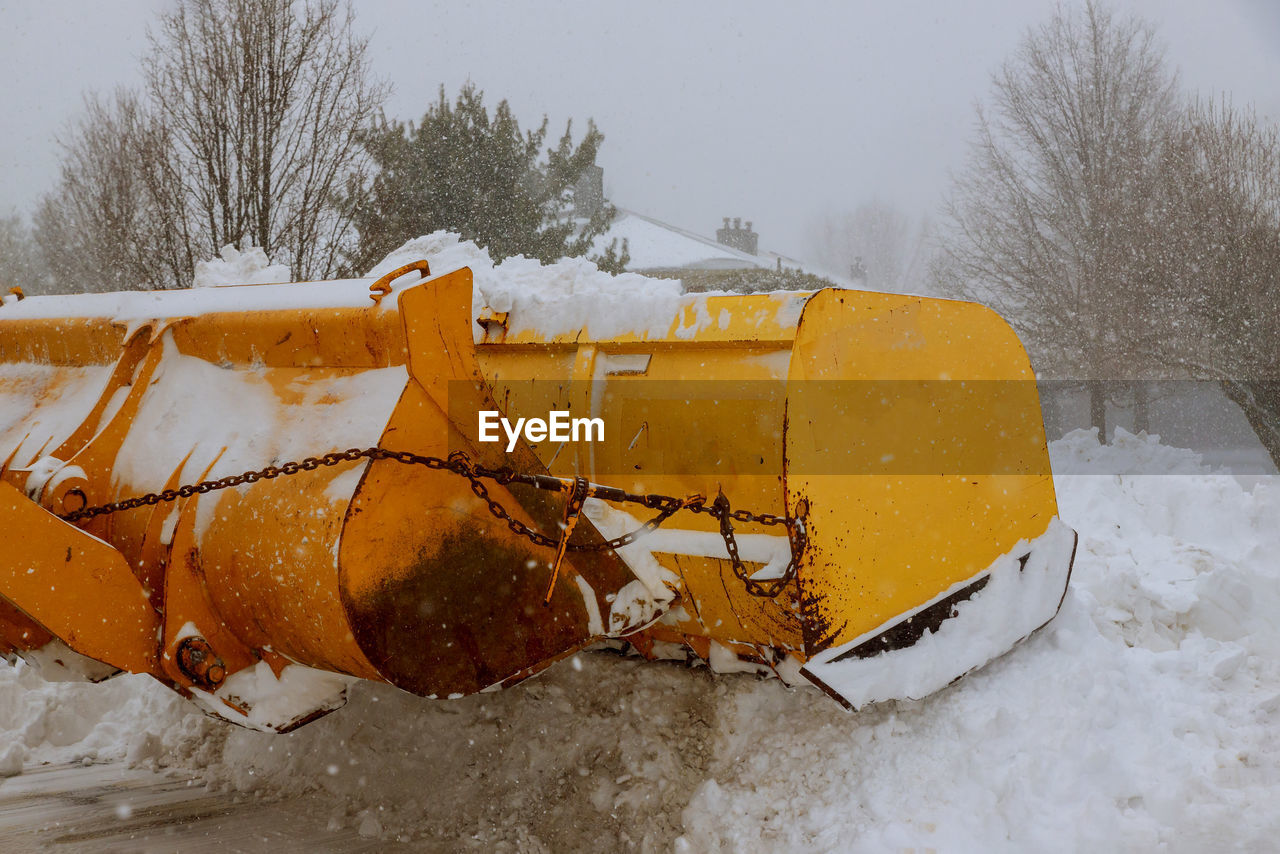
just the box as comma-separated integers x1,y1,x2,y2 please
57,447,807,597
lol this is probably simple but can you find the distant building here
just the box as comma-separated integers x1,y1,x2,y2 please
581,166,821,282
591,209,807,275
715,218,758,255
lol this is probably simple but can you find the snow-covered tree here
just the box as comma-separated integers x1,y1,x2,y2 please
146,0,386,280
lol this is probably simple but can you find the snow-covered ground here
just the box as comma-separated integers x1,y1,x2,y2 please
2,428,1277,852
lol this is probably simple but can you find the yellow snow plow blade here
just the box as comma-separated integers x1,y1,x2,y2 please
0,262,1074,729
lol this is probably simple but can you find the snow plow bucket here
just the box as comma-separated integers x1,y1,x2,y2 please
474,285,1077,710
0,261,1074,728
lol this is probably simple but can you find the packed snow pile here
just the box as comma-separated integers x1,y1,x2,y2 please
192,244,291,288
7,232,731,344
370,231,694,341
1052,424,1221,475
1,427,1277,850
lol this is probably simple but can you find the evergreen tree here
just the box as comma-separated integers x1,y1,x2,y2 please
592,238,630,275
346,84,617,271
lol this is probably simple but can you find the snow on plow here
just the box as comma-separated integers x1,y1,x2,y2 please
0,252,1075,730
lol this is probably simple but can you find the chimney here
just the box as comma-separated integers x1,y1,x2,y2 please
715,216,758,256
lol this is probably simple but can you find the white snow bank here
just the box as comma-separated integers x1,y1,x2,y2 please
193,245,291,288
2,429,1276,850
674,432,1280,852
0,664,189,769
1053,425,1218,475
369,231,691,341
3,231,711,343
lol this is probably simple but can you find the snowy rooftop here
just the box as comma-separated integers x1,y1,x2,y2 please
592,209,775,272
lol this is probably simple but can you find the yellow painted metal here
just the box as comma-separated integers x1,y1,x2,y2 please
0,263,1064,725
0,267,642,723
474,293,807,660
474,287,1059,666
337,269,638,697
0,480,159,675
784,289,1056,654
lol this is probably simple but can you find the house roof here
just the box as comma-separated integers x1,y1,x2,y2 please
592,209,772,271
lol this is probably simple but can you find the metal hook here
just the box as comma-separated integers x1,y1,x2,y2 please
544,476,590,606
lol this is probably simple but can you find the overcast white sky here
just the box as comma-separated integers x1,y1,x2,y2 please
3,1,1280,262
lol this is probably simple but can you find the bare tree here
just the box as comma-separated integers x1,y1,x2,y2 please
146,0,387,279
936,1,1177,437
1151,99,1280,465
810,199,929,292
34,91,184,292
0,215,44,295
36,0,386,290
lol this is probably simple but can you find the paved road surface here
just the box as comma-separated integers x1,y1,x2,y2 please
0,763,417,853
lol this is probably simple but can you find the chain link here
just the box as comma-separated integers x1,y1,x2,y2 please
58,447,807,597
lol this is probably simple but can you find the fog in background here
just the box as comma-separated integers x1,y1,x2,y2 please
4,0,1280,266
